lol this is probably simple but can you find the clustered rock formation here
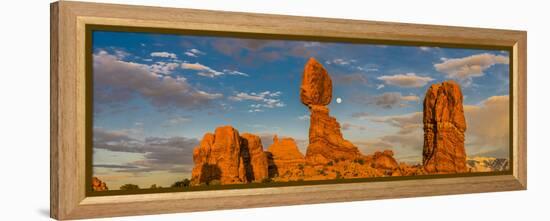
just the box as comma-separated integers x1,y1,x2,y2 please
422,81,467,173
189,57,471,186
301,58,362,165
191,126,269,185
91,177,108,191
267,135,305,177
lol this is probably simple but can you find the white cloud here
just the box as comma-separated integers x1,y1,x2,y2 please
189,49,204,55
325,58,356,66
434,53,509,80
223,69,249,77
371,92,420,109
162,116,191,127
376,84,385,90
377,73,434,88
184,52,197,57
419,46,431,51
342,122,366,131
150,52,177,59
149,62,179,75
229,91,285,112
181,62,224,78
368,112,423,135
464,95,509,158
184,48,206,57
298,114,310,121
181,62,249,78
93,50,222,110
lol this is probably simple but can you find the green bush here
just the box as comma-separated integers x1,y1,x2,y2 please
150,184,162,189
261,177,273,183
119,184,140,190
208,179,221,186
171,178,191,188
327,161,334,166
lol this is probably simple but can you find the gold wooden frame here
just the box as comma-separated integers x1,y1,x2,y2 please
50,1,527,220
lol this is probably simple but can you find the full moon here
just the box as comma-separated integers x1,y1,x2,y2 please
336,97,342,104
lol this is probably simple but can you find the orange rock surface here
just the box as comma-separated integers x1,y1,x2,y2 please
300,57,333,106
191,126,273,185
191,126,248,185
241,133,269,182
266,135,306,177
91,177,108,191
370,150,399,170
422,81,467,173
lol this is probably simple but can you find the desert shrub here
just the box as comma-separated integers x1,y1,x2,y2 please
171,178,191,188
119,184,140,190
327,161,334,166
335,171,342,179
298,164,305,170
317,169,327,176
353,159,365,165
208,179,221,186
150,184,162,189
261,177,273,183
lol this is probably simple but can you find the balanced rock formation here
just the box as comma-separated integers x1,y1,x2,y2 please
301,58,361,165
241,133,269,181
191,126,269,185
91,177,108,191
267,135,306,176
422,81,467,173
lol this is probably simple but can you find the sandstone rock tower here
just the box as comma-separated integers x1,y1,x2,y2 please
422,81,467,173
191,126,269,185
301,58,361,165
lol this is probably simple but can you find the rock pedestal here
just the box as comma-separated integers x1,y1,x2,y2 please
422,81,467,173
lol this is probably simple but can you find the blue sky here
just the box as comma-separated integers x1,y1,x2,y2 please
92,30,510,189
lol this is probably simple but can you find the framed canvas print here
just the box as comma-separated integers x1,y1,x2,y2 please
50,1,527,220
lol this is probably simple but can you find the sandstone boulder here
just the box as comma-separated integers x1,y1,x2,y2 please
371,150,399,170
300,57,333,107
91,177,108,191
422,81,467,173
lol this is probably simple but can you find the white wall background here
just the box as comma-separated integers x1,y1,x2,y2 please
0,0,547,220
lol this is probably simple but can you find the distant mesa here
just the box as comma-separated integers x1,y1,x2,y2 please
91,177,108,191
467,157,509,172
186,58,503,186
422,81,467,173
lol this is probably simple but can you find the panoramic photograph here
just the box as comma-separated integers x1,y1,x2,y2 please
90,30,510,192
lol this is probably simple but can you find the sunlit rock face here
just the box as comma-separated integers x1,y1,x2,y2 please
422,81,467,174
